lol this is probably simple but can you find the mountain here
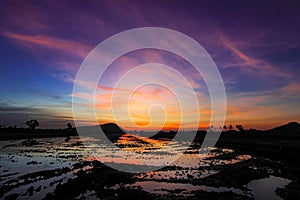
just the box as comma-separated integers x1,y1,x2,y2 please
266,122,300,134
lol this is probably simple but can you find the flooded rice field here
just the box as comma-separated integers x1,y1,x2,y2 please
0,135,295,199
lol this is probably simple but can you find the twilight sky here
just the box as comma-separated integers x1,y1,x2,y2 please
0,0,300,130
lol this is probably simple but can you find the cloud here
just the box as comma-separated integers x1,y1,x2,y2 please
0,101,73,128
1,0,299,130
282,83,300,94
0,102,40,113
219,35,290,79
224,83,300,130
2,31,92,59
220,37,256,67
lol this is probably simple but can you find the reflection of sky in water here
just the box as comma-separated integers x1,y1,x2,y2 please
0,136,291,199
248,176,291,200
112,181,245,196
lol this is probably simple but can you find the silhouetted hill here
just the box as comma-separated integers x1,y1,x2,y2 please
100,123,125,133
100,123,126,142
266,121,300,134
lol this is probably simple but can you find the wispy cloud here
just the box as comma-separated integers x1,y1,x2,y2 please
0,102,72,128
282,83,300,94
1,0,300,129
219,35,290,79
2,31,92,59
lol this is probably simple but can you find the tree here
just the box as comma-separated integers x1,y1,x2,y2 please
67,122,73,129
236,124,244,132
26,120,39,130
223,125,227,130
228,125,233,130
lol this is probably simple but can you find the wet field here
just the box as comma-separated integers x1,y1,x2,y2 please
0,135,298,199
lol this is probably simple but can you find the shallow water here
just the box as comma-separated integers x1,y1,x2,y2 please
0,135,292,199
248,175,291,200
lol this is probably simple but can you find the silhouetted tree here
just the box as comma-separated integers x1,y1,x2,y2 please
67,122,72,129
236,124,244,132
228,125,233,130
223,125,227,130
26,120,39,130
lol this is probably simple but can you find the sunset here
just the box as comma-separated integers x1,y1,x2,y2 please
1,1,299,130
0,0,300,199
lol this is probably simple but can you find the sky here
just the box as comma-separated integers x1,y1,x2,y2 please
0,0,300,130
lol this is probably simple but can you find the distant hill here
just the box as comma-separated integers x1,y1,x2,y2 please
100,123,126,142
100,123,125,133
266,122,300,134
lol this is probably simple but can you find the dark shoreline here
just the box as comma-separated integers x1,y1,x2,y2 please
1,122,300,166
215,132,300,167
0,128,77,140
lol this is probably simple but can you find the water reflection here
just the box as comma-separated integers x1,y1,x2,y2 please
248,176,291,200
112,181,245,196
0,136,292,199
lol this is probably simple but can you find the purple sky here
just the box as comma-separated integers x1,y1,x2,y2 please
0,0,300,129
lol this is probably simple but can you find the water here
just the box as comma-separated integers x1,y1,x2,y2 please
0,135,292,199
248,176,292,200
112,181,245,196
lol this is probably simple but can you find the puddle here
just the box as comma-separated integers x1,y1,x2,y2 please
113,180,245,196
247,175,291,200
